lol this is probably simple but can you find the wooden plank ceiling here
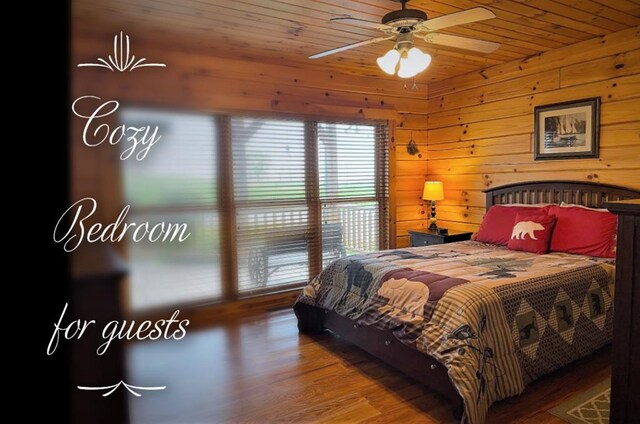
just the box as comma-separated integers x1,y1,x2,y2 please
72,0,640,82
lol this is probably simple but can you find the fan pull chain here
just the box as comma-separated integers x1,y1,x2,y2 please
404,78,419,91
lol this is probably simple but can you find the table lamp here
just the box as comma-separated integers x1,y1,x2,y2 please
422,181,444,231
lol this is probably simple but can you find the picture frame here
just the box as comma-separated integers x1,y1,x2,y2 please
533,97,600,161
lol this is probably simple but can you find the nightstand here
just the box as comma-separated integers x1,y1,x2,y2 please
408,229,473,247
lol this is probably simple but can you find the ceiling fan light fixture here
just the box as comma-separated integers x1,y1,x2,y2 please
376,48,401,75
311,4,500,77
397,47,431,78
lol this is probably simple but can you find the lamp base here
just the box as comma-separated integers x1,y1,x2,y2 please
428,199,438,231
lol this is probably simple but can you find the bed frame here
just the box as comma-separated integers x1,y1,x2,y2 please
485,180,639,209
294,180,640,418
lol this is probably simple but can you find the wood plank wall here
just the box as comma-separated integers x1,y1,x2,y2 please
391,26,640,246
71,37,429,240
393,117,430,248
72,27,640,250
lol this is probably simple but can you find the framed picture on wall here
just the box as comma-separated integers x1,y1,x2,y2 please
533,97,600,160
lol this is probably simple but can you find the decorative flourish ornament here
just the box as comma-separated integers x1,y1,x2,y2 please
78,31,166,72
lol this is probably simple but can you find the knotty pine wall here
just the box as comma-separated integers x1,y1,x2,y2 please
392,124,429,248
72,27,640,250
393,26,640,246
71,36,429,240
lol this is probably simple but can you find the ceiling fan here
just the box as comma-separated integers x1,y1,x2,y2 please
309,0,501,78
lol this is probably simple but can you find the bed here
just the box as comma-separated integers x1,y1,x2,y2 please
293,180,639,424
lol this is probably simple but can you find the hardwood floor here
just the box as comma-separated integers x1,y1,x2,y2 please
127,309,611,423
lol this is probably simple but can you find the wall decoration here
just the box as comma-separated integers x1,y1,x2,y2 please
534,97,600,160
406,131,420,156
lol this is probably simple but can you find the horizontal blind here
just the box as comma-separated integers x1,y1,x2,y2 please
122,109,217,208
231,117,310,293
318,123,388,265
318,123,378,200
121,108,221,311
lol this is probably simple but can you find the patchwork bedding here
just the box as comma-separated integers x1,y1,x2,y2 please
295,240,615,424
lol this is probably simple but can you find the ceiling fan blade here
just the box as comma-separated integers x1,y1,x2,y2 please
423,33,501,53
330,17,391,31
419,7,496,32
308,36,393,59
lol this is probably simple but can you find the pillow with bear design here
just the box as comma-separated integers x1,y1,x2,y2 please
475,205,554,246
507,211,557,254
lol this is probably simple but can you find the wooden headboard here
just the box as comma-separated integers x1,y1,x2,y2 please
484,181,640,211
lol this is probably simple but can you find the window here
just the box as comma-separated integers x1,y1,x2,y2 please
231,118,310,293
122,110,388,311
318,123,389,266
121,109,221,311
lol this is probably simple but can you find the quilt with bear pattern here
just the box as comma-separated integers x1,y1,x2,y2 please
295,240,615,424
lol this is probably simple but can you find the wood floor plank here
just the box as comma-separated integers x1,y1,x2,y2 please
127,309,611,423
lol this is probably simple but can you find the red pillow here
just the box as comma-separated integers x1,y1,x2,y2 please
475,205,553,246
549,206,617,258
507,211,557,254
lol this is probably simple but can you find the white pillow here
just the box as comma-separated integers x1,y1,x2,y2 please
559,202,609,212
499,203,554,207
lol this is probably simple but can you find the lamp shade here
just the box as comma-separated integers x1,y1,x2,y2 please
397,47,431,79
376,49,400,75
422,181,444,201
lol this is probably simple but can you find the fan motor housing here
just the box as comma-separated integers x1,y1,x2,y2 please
381,8,427,27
